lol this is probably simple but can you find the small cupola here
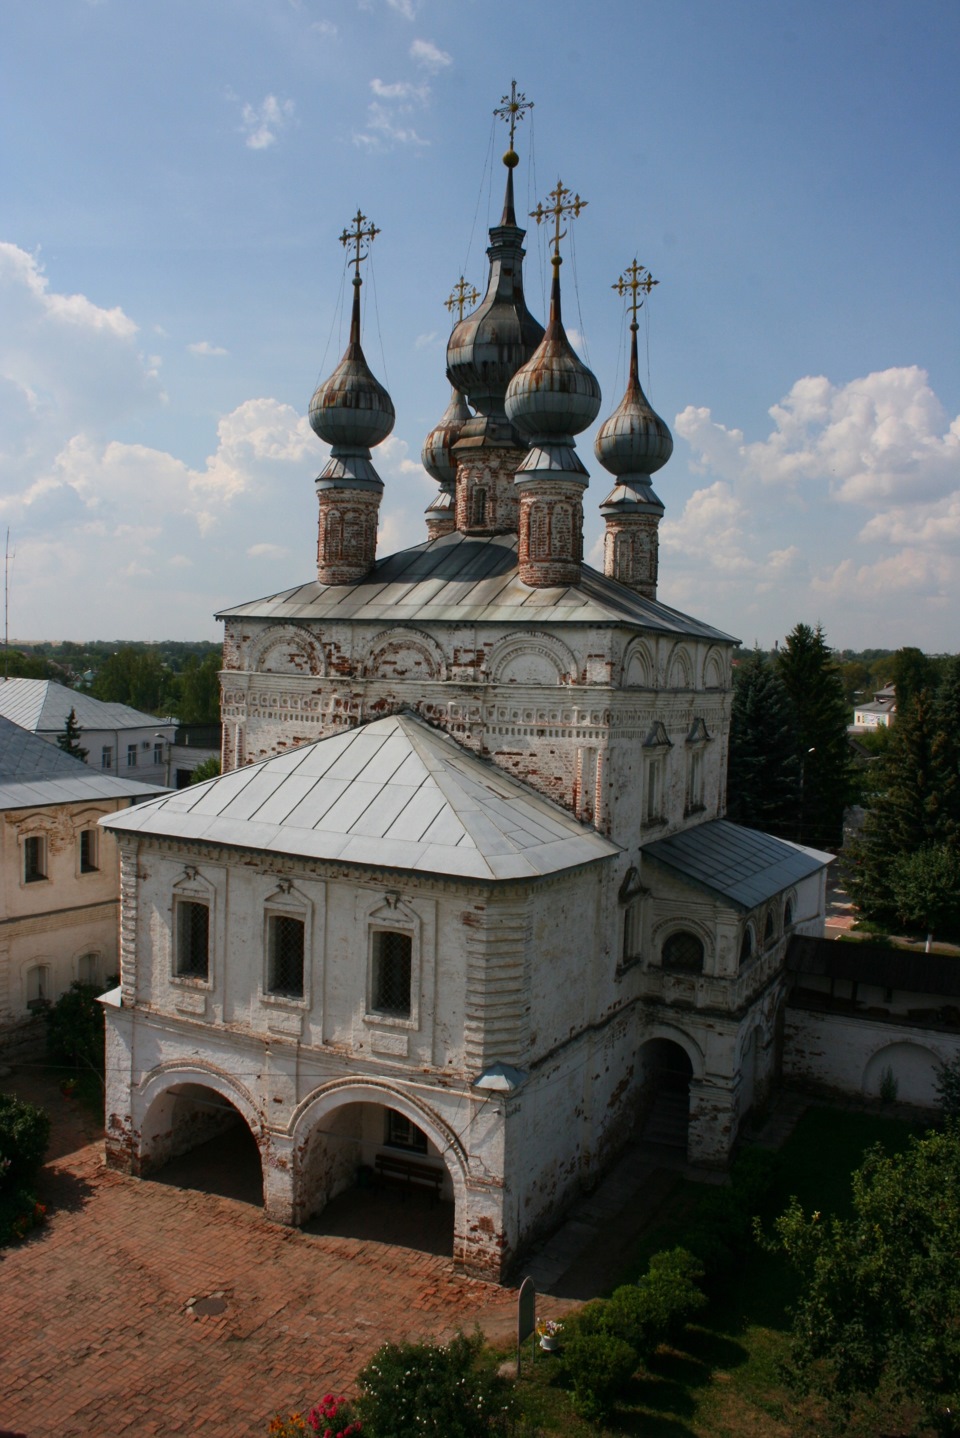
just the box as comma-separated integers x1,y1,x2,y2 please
505,180,600,587
308,210,395,585
596,260,672,600
422,278,476,540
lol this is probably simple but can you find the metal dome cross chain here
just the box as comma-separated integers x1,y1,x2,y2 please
613,259,659,328
339,209,380,282
530,181,587,267
445,276,480,325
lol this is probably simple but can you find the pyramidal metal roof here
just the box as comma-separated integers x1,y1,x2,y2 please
104,711,620,882
0,678,167,735
0,715,167,810
217,531,736,643
642,818,833,910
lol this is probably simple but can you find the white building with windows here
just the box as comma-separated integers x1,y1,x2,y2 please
0,716,165,1054
100,124,832,1281
0,678,175,786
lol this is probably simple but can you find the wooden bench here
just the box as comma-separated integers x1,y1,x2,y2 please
374,1152,444,1202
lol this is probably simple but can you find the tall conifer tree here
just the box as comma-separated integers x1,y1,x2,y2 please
727,649,800,837
776,623,852,850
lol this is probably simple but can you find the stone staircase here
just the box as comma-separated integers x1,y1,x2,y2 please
641,1088,689,1148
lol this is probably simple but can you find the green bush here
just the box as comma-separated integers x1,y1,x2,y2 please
355,1330,514,1437
0,1092,50,1191
45,980,109,1073
0,1187,47,1245
562,1330,637,1422
679,1147,782,1285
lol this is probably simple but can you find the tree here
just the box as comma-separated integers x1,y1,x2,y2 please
92,647,170,714
768,1127,960,1433
776,623,853,850
189,756,221,784
56,707,88,763
726,649,800,837
889,844,960,949
891,645,939,711
172,652,222,725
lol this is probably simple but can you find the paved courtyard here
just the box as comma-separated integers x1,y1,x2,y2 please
0,1071,519,1438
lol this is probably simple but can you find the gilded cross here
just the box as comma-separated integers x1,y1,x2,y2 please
530,180,587,264
339,209,380,281
494,80,533,152
445,276,480,325
613,259,659,326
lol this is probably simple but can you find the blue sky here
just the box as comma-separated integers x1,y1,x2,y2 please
2,0,958,651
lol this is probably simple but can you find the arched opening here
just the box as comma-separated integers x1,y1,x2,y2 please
662,930,705,975
296,1099,456,1258
638,1037,694,1149
863,1042,941,1108
140,1082,264,1207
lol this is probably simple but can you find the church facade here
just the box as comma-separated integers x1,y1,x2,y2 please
101,107,830,1281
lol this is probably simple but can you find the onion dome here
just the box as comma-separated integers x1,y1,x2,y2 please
309,278,395,458
445,160,544,442
505,269,601,443
421,386,471,486
594,332,672,481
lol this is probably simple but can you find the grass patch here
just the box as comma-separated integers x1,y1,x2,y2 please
507,1103,923,1436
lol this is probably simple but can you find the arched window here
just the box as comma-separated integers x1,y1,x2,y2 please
471,485,487,527
739,926,754,967
763,912,776,948
662,931,704,975
784,899,795,929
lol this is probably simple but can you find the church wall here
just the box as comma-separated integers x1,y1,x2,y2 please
783,1007,959,1108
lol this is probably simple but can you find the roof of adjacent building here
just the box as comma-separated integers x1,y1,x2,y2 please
0,715,167,810
103,711,620,882
642,818,832,909
788,934,960,999
0,678,169,736
217,530,736,643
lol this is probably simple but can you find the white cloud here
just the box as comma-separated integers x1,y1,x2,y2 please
240,95,295,150
354,101,428,150
386,0,417,18
370,78,429,102
410,39,451,71
311,20,337,38
188,340,229,357
248,542,289,560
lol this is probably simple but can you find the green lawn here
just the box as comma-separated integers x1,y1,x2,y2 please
505,1105,924,1437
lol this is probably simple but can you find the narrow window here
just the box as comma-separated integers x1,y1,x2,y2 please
686,748,703,813
471,485,487,528
371,930,412,1018
79,829,99,874
78,953,100,985
175,900,209,979
153,742,164,766
739,927,754,967
622,899,642,965
645,756,663,823
267,915,305,998
763,911,776,948
385,1109,427,1153
26,964,50,1010
24,836,46,883
127,744,138,768
784,899,795,928
662,930,704,974
101,746,113,771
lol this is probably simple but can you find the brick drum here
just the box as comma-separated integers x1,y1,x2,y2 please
0,1072,516,1438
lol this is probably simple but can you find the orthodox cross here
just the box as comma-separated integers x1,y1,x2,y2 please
494,80,533,154
445,276,479,325
339,209,380,283
530,181,587,266
613,259,659,328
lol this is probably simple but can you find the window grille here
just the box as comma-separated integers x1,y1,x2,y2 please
80,829,99,873
372,930,412,1017
385,1109,427,1153
662,930,704,974
175,900,209,979
267,915,305,997
24,836,46,883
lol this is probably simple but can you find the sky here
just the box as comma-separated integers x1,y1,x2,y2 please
1,0,958,653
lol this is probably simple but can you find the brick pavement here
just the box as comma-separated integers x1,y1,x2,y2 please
0,1071,517,1438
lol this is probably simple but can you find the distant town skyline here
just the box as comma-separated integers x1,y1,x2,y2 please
2,0,958,650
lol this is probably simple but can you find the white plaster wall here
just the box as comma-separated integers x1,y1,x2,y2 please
783,1007,958,1108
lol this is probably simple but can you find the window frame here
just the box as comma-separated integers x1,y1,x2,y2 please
101,746,113,771
265,911,306,1000
23,834,47,885
79,827,99,875
25,962,51,1011
383,1109,428,1154
661,929,705,975
126,744,138,768
367,925,417,1027
173,897,210,981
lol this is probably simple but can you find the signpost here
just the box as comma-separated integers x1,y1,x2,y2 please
517,1276,536,1377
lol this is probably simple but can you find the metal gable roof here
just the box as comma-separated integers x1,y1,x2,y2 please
642,818,833,910
0,678,167,735
217,531,736,643
0,715,167,809
104,711,620,882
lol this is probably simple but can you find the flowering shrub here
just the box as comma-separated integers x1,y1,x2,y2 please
268,1394,359,1437
535,1318,563,1339
356,1331,514,1437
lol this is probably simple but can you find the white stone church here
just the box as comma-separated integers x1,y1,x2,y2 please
101,113,830,1281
